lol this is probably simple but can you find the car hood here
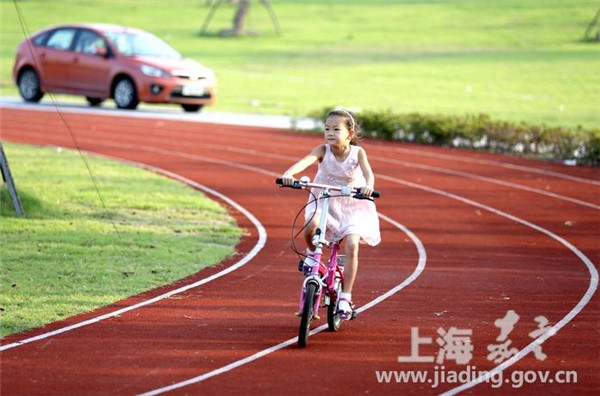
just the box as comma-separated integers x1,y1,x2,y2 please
133,56,212,77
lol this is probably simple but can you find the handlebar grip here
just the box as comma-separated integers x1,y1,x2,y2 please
275,178,302,189
356,188,380,199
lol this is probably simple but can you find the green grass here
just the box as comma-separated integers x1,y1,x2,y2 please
0,143,242,336
0,0,598,128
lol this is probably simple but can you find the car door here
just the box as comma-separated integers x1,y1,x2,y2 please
70,29,112,96
37,28,77,91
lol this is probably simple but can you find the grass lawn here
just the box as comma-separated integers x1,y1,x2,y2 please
0,143,242,336
0,0,598,128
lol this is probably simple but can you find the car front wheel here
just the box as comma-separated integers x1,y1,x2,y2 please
181,104,203,113
18,69,44,102
113,78,138,110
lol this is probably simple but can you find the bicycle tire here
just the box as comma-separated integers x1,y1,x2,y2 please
298,282,318,348
327,277,343,332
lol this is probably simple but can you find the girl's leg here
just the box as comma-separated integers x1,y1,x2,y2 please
303,213,319,251
342,234,360,294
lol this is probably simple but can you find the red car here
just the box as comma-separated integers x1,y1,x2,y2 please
13,24,217,112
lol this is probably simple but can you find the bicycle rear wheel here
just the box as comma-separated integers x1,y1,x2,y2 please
298,282,318,348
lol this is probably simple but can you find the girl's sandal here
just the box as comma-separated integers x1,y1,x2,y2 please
337,297,355,321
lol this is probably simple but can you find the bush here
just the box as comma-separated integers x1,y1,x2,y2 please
308,108,600,166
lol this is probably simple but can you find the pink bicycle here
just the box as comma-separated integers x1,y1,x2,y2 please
276,177,380,348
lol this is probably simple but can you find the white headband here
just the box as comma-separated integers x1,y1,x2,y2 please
335,108,356,130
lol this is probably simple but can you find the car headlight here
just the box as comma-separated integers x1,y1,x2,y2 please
140,65,169,78
205,70,217,85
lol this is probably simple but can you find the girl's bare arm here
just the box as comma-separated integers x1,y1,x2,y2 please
281,145,325,185
358,147,375,197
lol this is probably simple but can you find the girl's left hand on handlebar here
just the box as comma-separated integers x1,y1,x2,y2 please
360,186,374,197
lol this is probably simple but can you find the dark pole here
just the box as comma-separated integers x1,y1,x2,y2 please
0,143,25,217
584,8,600,40
200,0,225,35
261,0,282,36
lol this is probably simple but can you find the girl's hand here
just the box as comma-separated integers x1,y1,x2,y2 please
281,173,295,186
360,186,374,197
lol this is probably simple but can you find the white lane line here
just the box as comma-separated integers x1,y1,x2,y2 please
8,128,599,211
180,139,599,211
374,174,598,395
0,155,268,352
140,140,600,210
378,146,600,186
138,214,427,396
2,102,597,186
4,136,597,392
376,156,600,210
0,100,306,130
114,140,600,211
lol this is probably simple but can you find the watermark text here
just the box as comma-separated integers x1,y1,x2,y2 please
375,366,577,389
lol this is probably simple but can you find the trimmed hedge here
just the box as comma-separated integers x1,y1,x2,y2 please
308,108,600,166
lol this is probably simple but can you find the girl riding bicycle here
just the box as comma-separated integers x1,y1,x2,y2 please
280,108,381,320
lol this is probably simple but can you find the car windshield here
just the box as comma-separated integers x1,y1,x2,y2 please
104,31,181,59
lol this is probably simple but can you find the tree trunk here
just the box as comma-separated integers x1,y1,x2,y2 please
232,0,250,35
219,0,250,36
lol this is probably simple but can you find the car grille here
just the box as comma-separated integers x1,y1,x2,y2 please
170,86,212,99
173,73,206,81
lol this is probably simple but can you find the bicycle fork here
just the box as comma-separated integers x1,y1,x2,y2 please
298,277,323,320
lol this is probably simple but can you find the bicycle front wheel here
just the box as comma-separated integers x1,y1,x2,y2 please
327,276,343,331
298,282,318,348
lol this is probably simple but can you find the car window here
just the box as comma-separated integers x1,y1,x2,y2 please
33,31,50,46
104,31,181,59
74,30,107,55
45,28,76,51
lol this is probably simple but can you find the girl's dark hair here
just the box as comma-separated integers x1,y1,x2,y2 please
326,108,363,145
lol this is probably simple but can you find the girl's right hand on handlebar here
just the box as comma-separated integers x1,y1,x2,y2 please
281,173,295,186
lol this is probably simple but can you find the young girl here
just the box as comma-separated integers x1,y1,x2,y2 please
281,108,381,320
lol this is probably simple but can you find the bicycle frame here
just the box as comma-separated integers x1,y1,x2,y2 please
298,185,346,319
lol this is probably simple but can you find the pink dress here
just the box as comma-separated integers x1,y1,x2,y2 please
305,144,381,246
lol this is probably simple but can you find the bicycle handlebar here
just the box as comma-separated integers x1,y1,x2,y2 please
275,178,380,199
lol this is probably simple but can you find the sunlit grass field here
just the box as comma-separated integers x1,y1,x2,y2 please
0,143,242,336
1,0,598,128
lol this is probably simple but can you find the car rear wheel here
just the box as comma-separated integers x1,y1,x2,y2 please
18,69,44,102
86,97,104,107
113,78,138,110
181,104,203,113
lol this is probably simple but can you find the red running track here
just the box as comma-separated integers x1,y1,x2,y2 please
1,106,598,395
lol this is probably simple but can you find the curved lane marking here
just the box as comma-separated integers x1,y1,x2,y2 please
138,213,427,396
374,174,598,395
0,154,268,352
126,136,600,210
379,146,600,186
2,102,597,186
3,131,597,393
6,128,599,210
133,150,595,394
376,157,600,210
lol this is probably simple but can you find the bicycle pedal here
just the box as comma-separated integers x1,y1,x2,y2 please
297,260,304,272
350,311,358,320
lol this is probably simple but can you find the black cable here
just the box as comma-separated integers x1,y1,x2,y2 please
290,189,317,260
288,190,355,261
13,0,121,238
